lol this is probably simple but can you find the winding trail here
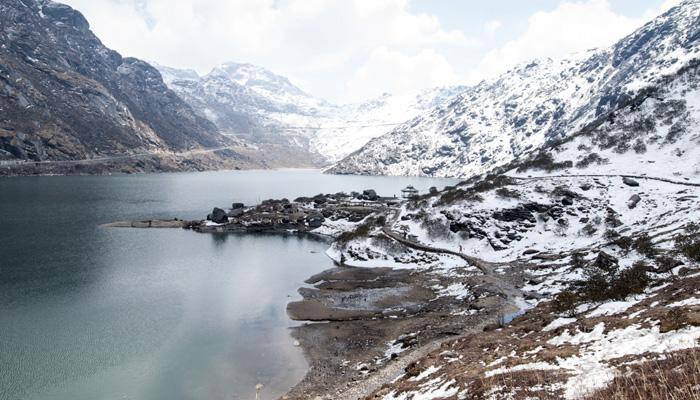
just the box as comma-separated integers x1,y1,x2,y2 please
380,209,525,302
326,210,531,400
507,173,700,187
330,173,699,399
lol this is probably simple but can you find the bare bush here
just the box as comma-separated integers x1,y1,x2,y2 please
496,187,521,199
585,348,700,400
675,223,700,261
633,233,657,258
420,216,452,240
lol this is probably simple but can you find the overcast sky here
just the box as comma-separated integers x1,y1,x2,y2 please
61,0,680,103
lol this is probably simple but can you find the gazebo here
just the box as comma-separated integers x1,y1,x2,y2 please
401,185,419,199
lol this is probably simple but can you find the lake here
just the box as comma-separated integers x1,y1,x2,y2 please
0,169,456,400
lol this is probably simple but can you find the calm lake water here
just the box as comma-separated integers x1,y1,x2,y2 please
0,169,457,400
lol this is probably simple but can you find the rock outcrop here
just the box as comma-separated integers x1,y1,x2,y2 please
0,0,242,171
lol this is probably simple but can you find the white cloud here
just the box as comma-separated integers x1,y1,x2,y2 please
483,20,502,36
652,0,682,15
60,0,676,102
61,0,472,102
471,0,683,82
345,47,460,101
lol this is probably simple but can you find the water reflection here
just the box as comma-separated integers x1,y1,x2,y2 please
0,170,457,400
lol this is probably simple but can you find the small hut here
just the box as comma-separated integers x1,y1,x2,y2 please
401,185,419,199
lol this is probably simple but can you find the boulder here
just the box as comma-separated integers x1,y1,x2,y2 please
622,177,640,187
362,189,379,201
523,202,551,213
627,194,642,209
580,183,593,191
231,202,245,209
555,188,580,198
492,207,536,223
561,197,574,206
210,207,228,224
227,208,244,217
307,213,325,228
313,194,328,204
592,251,618,271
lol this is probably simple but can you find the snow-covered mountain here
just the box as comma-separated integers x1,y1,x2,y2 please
329,0,700,178
156,62,465,163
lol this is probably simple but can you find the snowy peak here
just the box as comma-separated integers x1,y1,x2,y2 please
150,62,199,85
155,61,467,163
328,0,700,178
207,62,325,111
211,62,307,97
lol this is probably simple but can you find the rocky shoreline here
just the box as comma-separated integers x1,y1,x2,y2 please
104,171,700,399
105,188,528,400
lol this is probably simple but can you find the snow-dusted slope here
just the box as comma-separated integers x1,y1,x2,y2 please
329,0,700,178
308,87,465,162
520,61,700,181
157,63,464,163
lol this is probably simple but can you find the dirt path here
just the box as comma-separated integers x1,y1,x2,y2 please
330,318,493,400
306,212,528,400
507,173,700,187
380,209,525,303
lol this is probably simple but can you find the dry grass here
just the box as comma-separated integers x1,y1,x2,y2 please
366,273,700,400
474,370,567,399
584,348,700,400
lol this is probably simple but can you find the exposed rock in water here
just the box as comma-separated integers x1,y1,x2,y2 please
210,207,228,224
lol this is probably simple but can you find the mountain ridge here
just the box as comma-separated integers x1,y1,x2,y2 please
157,61,466,163
328,0,700,179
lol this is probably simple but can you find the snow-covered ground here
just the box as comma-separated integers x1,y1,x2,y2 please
329,1,700,178
157,62,464,163
388,175,699,264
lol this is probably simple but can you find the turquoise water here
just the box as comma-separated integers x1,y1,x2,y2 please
0,169,456,400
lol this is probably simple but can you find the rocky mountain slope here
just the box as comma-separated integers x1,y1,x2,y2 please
283,88,700,398
329,0,700,178
0,0,257,173
185,136,700,399
157,62,465,163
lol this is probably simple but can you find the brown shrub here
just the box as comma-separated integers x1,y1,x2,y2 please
496,187,521,199
660,308,690,333
552,291,579,316
675,223,700,262
633,233,657,258
585,348,700,400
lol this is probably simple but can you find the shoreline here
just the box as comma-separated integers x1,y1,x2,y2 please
103,206,528,400
102,170,700,398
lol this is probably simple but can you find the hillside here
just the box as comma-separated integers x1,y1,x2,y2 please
158,62,465,163
329,0,700,179
0,0,266,175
